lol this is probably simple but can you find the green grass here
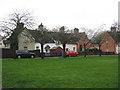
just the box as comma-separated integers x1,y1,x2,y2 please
2,56,118,88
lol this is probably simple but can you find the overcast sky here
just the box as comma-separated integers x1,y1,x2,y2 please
0,0,119,30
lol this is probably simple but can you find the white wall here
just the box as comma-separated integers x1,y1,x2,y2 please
35,43,77,52
116,44,120,54
0,40,10,48
0,40,5,48
58,44,77,52
35,43,57,53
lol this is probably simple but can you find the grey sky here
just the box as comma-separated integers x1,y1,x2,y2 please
0,0,119,30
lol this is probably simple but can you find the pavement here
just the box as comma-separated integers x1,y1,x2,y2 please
1,55,119,60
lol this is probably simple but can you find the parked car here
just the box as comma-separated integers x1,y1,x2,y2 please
16,50,36,58
65,51,79,57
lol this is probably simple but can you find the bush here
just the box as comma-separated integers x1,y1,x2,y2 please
86,48,102,55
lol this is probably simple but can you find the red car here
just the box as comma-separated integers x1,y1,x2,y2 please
65,51,79,56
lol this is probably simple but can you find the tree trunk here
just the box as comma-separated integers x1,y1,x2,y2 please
84,43,86,57
11,43,17,59
99,44,101,56
63,44,66,58
41,43,44,59
10,23,24,59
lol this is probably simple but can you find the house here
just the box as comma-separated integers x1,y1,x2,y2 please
0,35,4,48
116,43,120,54
100,26,119,54
0,35,10,48
77,38,91,52
35,43,57,53
18,24,57,53
58,44,77,52
76,31,91,52
4,23,89,54
18,25,88,53
57,28,89,52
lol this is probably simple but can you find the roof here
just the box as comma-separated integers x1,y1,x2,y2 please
67,32,88,44
91,31,119,44
5,28,88,44
107,31,119,43
28,30,55,43
51,46,62,50
28,30,87,44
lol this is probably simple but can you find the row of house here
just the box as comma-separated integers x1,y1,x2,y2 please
0,24,120,54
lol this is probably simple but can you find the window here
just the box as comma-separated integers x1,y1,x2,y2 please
105,38,109,44
24,46,27,50
66,48,69,51
45,45,50,53
106,46,109,52
36,46,39,50
73,47,75,51
80,45,82,51
23,36,29,42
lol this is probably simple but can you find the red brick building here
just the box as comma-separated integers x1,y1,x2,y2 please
76,32,91,52
100,27,118,54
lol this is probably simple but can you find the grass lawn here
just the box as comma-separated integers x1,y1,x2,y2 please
2,56,118,88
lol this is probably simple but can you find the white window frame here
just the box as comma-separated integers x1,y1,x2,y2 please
23,36,29,42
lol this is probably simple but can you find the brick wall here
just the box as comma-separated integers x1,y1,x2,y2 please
100,33,116,53
77,40,91,52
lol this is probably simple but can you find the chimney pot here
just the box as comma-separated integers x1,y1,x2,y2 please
74,28,79,33
110,26,116,32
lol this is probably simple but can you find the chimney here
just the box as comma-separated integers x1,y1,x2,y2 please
17,22,24,29
38,23,43,30
74,28,79,34
59,26,65,33
110,26,116,32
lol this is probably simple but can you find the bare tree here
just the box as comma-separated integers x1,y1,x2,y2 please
91,31,106,56
0,10,35,37
33,23,52,59
80,27,93,57
52,26,80,58
0,10,35,59
80,24,106,57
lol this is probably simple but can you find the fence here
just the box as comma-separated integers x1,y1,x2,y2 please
1,48,13,58
78,51,116,56
1,49,41,58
